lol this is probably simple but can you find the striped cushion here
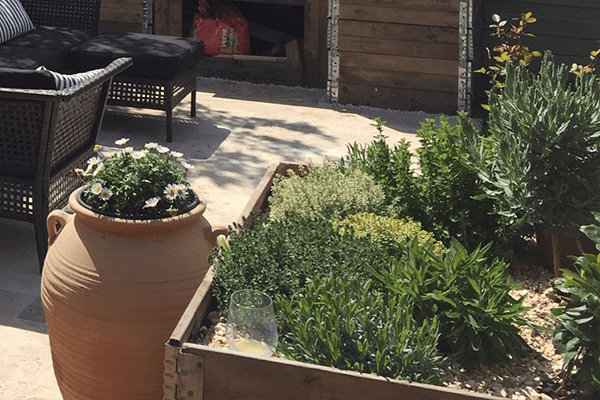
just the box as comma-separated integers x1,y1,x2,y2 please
36,66,103,90
0,0,34,44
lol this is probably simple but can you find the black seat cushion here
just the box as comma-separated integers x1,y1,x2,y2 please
0,46,64,69
69,31,205,80
0,67,56,89
5,26,91,52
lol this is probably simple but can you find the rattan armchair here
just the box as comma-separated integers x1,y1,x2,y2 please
0,57,133,271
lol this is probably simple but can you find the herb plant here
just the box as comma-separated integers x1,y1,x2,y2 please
332,212,445,255
277,275,446,384
372,238,531,370
552,212,600,394
77,139,195,217
268,162,386,221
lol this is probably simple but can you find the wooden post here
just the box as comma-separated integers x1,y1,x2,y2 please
154,0,182,36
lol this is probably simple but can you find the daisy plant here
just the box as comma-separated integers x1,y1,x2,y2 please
76,139,196,218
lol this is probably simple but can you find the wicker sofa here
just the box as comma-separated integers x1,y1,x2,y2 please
0,0,102,71
0,57,133,271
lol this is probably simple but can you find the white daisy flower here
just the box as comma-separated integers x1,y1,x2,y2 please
173,184,188,199
164,184,178,200
99,188,113,201
131,151,146,160
92,163,103,176
180,161,195,170
90,182,103,195
144,142,159,150
115,138,129,146
123,147,134,154
170,151,183,158
87,156,102,166
74,168,85,176
143,197,160,209
156,145,170,154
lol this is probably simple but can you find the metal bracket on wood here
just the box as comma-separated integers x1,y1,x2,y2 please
177,352,205,400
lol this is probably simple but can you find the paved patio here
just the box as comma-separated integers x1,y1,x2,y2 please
0,77,435,399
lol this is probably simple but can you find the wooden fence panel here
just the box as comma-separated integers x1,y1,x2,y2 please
336,0,460,113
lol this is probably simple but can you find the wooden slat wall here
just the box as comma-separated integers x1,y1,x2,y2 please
337,0,460,114
99,0,144,33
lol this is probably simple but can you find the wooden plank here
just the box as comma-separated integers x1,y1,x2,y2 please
340,52,458,76
180,344,497,400
340,5,459,28
99,21,142,33
101,0,143,10
340,0,461,11
338,36,458,60
339,20,458,44
303,0,328,87
154,0,181,36
230,0,304,5
100,8,142,24
340,67,458,93
197,55,303,86
338,83,457,114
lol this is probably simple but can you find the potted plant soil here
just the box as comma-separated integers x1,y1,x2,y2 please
41,139,227,400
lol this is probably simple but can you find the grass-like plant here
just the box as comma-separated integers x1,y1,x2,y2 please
277,275,446,384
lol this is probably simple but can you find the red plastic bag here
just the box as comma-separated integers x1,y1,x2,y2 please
189,0,249,56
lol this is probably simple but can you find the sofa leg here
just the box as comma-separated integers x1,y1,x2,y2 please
166,108,173,143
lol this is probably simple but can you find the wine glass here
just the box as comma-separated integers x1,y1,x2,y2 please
226,289,278,356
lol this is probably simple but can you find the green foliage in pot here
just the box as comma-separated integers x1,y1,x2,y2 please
372,238,532,371
339,116,521,260
552,212,600,394
77,139,196,217
460,51,600,232
332,212,445,255
277,275,446,384
268,162,386,221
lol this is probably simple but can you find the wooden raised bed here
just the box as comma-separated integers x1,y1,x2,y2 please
164,162,503,400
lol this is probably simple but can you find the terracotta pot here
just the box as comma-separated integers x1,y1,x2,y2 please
535,223,597,276
41,187,228,400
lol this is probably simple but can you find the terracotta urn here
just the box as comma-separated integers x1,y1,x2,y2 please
41,187,227,400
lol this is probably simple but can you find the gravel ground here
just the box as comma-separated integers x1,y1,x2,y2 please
195,264,583,399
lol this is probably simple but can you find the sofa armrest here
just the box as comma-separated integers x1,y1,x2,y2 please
20,0,102,36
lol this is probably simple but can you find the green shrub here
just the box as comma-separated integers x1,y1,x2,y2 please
372,238,531,370
268,162,386,221
333,212,445,255
277,275,446,384
211,213,392,316
338,118,418,218
552,213,600,394
339,116,523,260
460,52,600,232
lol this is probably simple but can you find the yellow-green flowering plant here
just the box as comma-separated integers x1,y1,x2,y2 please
75,138,196,218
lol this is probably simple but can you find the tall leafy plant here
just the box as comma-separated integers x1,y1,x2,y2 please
460,51,600,275
371,238,531,370
552,213,600,395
